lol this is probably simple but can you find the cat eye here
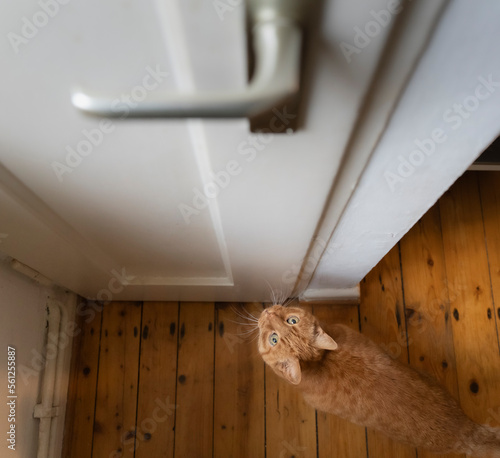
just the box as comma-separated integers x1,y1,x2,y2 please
269,332,279,346
286,315,300,325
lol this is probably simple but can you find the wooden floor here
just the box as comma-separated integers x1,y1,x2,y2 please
63,171,500,458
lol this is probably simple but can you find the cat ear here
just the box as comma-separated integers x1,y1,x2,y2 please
274,357,301,385
313,327,338,351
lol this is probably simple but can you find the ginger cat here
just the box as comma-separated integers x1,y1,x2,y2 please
257,304,500,457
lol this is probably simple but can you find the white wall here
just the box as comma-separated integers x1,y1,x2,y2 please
0,254,76,458
0,253,47,457
307,0,500,294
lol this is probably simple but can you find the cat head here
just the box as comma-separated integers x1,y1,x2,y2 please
257,305,338,385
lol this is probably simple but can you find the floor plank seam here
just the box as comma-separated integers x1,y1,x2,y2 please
90,302,104,458
397,242,411,364
314,409,319,458
132,302,144,457
212,304,217,458
364,427,369,458
477,174,500,355
436,200,463,408
262,302,267,458
172,302,181,458
357,301,363,333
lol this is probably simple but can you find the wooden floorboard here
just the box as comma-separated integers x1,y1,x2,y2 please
478,171,500,428
360,245,417,458
174,302,215,458
62,301,102,458
399,204,463,458
135,302,178,458
314,304,368,458
478,171,500,352
92,301,142,458
62,171,500,458
213,303,265,458
439,173,500,429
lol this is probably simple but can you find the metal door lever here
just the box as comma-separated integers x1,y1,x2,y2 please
71,0,309,125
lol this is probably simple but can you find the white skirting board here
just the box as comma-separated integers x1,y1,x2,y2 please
468,164,500,171
300,285,360,303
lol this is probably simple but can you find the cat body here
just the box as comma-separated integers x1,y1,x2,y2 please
257,305,500,457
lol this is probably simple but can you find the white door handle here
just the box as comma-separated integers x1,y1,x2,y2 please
71,0,309,124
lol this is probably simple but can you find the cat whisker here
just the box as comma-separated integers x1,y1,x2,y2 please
271,286,294,307
282,296,298,308
273,289,283,305
233,312,259,324
230,305,259,323
226,318,259,327
265,281,284,307
227,325,260,339
235,328,260,337
248,331,261,344
264,279,277,305
239,306,260,321
271,289,278,306
240,332,259,344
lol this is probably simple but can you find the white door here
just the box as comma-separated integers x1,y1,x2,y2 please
2,0,476,302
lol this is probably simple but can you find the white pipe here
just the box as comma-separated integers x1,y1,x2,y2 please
49,300,67,454
35,301,61,458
